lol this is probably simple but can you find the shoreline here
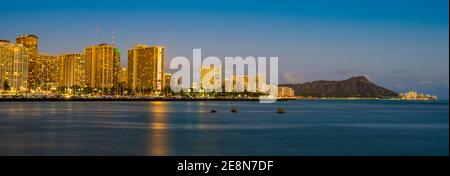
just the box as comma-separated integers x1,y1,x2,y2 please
0,98,294,102
0,98,443,102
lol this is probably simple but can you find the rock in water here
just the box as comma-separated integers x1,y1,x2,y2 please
277,108,285,114
231,107,238,113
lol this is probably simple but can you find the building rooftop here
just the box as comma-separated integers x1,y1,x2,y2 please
133,44,165,49
16,34,39,39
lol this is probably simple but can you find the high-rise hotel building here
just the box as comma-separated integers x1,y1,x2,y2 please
59,53,86,88
84,44,120,90
0,40,28,92
36,54,59,91
225,74,267,93
16,34,38,90
128,44,164,93
200,65,222,92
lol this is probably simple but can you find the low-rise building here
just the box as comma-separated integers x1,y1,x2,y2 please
278,87,295,98
399,91,438,100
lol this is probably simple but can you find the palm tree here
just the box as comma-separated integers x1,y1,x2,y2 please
3,80,11,91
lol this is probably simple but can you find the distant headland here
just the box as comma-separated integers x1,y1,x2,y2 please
280,76,437,100
0,75,438,101
280,76,398,98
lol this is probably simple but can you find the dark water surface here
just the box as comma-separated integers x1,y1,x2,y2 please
0,100,448,156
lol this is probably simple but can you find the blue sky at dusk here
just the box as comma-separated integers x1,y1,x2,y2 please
1,0,448,98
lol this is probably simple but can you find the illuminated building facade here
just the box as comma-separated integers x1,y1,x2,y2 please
278,87,295,97
200,65,222,92
399,91,438,100
36,54,59,91
119,67,128,86
59,53,86,88
0,40,28,92
164,73,172,89
128,44,164,93
16,34,38,90
85,44,121,90
225,74,266,93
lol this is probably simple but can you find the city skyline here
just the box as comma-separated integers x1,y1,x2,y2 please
0,1,448,160
0,0,448,98
0,34,439,101
1,36,277,98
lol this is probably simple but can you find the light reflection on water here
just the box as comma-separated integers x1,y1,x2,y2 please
147,101,170,156
0,100,448,156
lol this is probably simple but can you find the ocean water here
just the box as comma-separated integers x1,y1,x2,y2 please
0,100,448,156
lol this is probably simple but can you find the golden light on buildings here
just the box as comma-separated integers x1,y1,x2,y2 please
0,40,28,92
36,54,59,91
84,44,121,91
16,34,38,90
278,87,295,98
128,44,165,94
59,53,86,88
200,65,222,92
399,91,438,100
225,74,266,93
164,73,172,89
118,67,128,85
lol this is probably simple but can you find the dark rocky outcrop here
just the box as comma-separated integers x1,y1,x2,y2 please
280,76,398,98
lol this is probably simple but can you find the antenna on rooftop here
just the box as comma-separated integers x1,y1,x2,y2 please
95,26,99,45
112,29,115,46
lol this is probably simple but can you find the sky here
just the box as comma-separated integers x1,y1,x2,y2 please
1,0,448,98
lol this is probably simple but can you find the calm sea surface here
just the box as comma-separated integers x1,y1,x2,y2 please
0,100,448,156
